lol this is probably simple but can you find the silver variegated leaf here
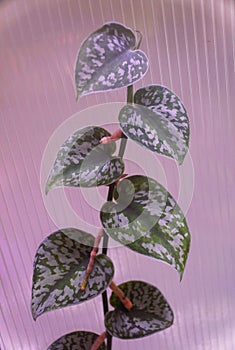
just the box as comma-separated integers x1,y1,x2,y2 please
105,280,173,339
47,331,106,350
31,228,114,320
46,126,124,194
100,175,190,279
75,22,148,99
119,85,189,164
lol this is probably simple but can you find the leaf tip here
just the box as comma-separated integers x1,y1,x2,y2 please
45,182,51,195
31,310,37,321
45,177,57,195
179,268,185,282
177,155,185,166
75,91,79,101
75,88,82,101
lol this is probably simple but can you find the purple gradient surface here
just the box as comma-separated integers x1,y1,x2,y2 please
1,1,235,349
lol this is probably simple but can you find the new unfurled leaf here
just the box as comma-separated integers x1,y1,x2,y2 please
105,280,173,339
75,22,148,98
47,330,106,350
119,85,189,164
31,228,114,320
100,175,190,279
46,126,124,193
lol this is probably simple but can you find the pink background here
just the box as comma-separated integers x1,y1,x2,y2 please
1,0,234,349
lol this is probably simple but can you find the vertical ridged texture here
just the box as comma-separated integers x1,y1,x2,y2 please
0,0,234,349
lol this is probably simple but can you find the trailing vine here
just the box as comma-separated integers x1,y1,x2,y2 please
31,22,191,350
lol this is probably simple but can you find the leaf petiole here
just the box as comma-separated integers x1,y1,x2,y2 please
91,331,107,350
80,229,104,291
109,281,133,311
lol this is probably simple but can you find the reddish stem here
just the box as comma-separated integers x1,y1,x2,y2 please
91,331,106,350
100,129,123,144
109,281,133,311
80,229,104,291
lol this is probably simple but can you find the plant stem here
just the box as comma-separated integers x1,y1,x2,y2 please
109,281,133,311
101,84,133,350
101,184,115,350
90,331,106,350
80,229,104,291
127,84,134,104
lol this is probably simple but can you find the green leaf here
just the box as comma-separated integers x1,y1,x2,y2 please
105,280,173,339
31,228,114,320
119,85,190,164
46,126,124,193
47,330,106,350
100,175,190,279
75,22,148,99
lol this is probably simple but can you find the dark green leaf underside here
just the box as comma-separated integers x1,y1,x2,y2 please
100,175,190,279
46,126,124,193
75,22,148,98
31,228,114,320
105,280,173,339
47,331,106,350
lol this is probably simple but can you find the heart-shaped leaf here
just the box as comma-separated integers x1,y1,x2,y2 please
75,22,148,99
46,126,124,194
31,228,114,320
105,280,173,339
100,175,190,279
119,85,190,164
47,330,106,350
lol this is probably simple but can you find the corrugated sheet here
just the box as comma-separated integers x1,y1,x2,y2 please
1,0,234,349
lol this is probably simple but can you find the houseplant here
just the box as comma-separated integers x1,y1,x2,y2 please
31,22,191,350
